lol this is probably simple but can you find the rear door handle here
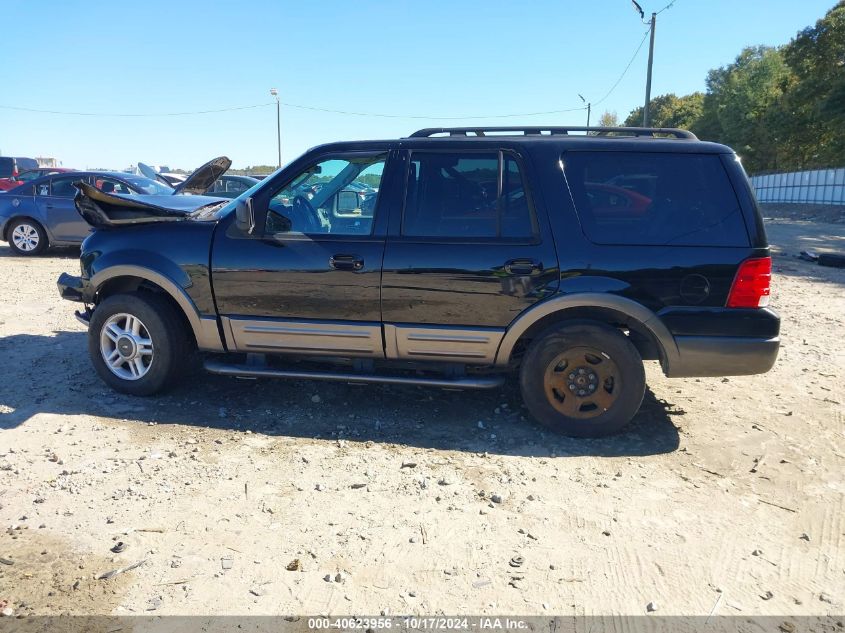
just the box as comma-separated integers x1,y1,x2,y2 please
504,258,543,275
329,254,364,271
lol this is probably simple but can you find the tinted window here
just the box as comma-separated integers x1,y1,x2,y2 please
225,178,250,194
94,178,133,195
0,158,13,178
266,154,386,236
403,152,535,239
50,176,82,198
563,151,748,247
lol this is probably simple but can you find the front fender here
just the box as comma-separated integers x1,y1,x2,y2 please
87,262,223,352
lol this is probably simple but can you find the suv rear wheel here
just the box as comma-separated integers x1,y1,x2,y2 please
519,321,645,437
88,292,190,396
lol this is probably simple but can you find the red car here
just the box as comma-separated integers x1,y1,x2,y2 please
0,165,73,192
584,182,653,217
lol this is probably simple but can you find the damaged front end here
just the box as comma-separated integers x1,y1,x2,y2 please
73,181,226,229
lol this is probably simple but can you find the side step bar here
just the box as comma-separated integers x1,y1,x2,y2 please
204,360,505,390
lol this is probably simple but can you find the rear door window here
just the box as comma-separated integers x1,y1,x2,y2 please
403,151,536,240
50,176,83,198
562,151,748,247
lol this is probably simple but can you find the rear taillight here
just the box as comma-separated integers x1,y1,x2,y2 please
727,257,771,308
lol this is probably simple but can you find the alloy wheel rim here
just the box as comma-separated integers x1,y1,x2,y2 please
100,313,154,380
543,346,620,419
11,224,39,251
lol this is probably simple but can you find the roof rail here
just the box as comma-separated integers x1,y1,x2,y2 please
408,126,698,140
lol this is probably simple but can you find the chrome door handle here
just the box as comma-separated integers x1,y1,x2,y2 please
329,254,364,271
504,259,542,275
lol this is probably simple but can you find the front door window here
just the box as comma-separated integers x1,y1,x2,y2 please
265,154,386,236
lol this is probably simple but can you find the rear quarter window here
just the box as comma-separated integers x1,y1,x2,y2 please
562,151,749,247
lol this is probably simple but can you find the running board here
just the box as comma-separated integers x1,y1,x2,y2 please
203,360,505,390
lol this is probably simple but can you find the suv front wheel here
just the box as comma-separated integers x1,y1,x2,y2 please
88,292,190,396
519,321,645,437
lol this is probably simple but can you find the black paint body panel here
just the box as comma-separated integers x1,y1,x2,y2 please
63,133,780,378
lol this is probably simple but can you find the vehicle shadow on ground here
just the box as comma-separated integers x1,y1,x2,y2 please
0,245,79,259
0,331,683,457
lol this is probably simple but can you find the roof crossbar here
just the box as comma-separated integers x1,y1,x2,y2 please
408,126,698,140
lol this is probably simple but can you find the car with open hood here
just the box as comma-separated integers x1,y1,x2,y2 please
0,157,230,255
137,156,231,195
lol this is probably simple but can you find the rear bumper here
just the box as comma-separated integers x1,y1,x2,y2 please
666,335,780,377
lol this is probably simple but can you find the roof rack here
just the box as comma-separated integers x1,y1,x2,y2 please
408,126,698,140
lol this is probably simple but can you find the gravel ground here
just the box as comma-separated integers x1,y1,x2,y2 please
0,218,843,617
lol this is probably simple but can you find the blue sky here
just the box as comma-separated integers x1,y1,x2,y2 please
0,0,836,170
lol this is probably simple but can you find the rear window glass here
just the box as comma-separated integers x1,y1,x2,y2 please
562,151,748,247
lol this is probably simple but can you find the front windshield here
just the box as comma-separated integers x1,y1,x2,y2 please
122,175,174,195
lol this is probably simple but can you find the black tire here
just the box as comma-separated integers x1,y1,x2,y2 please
818,253,845,269
88,292,191,396
519,321,645,437
6,218,48,256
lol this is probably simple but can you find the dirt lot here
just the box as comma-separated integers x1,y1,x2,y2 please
0,215,843,618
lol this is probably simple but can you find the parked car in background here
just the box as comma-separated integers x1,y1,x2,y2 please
12,167,75,186
205,175,259,198
0,157,40,191
137,162,188,188
56,125,779,437
0,166,227,255
138,157,232,195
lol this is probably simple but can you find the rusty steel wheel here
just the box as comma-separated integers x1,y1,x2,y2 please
520,321,645,437
543,346,620,419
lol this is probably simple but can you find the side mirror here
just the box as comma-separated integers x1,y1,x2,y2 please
234,197,255,234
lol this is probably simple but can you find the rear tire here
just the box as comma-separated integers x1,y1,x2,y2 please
7,218,47,256
88,292,191,396
519,321,645,437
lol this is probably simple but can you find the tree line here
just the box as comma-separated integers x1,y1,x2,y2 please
617,1,844,174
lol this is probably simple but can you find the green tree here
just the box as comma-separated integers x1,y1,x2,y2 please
778,1,845,169
695,46,791,172
598,110,619,126
624,92,704,130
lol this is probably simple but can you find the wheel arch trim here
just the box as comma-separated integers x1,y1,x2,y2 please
90,265,223,351
494,293,680,369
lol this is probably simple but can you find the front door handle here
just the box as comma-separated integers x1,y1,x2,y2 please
329,254,364,271
504,258,543,275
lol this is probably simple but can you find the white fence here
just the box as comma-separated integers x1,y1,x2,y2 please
750,168,845,205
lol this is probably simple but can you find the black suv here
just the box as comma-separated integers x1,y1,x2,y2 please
57,126,779,437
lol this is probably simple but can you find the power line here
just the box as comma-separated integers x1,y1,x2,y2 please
279,102,587,120
592,26,652,106
655,0,678,15
0,102,274,117
0,101,587,120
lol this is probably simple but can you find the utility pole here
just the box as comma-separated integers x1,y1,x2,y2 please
270,88,281,168
578,94,591,127
643,12,656,127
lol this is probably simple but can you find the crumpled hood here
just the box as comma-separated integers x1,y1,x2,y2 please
74,181,228,228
